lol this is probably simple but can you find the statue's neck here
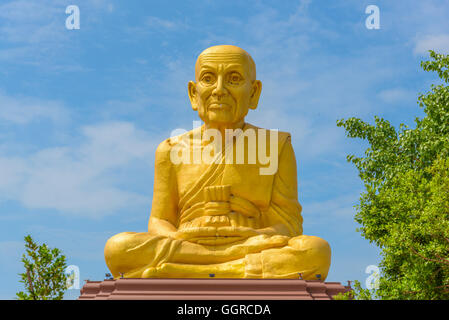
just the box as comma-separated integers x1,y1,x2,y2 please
201,121,246,147
204,120,246,136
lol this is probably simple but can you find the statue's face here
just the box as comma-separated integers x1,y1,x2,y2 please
188,50,261,126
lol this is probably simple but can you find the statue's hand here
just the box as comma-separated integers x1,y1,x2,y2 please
216,226,261,238
172,226,262,244
204,201,231,216
229,196,260,219
173,226,217,241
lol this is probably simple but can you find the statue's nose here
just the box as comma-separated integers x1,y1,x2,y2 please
212,75,227,99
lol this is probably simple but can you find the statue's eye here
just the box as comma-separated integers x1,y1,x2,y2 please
201,73,215,85
228,73,242,85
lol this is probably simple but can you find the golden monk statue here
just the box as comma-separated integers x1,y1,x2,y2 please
104,45,331,279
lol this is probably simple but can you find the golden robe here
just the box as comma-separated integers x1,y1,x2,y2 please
104,123,331,279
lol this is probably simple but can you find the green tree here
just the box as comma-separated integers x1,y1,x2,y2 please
337,51,449,300
16,235,69,300
333,280,377,300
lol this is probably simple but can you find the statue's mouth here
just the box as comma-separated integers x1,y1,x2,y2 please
208,103,231,110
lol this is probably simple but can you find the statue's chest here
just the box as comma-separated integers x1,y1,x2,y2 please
175,163,274,210
222,164,274,209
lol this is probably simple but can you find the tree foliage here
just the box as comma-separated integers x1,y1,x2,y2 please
16,235,68,300
337,51,449,299
333,280,377,300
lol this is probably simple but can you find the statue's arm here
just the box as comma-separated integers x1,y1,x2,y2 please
147,139,179,237
257,135,303,237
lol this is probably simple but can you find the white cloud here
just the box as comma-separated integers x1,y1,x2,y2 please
0,122,158,218
0,240,23,269
302,193,360,223
0,91,68,125
378,88,416,104
23,225,114,262
125,15,189,37
0,157,27,190
145,16,179,30
0,0,63,44
414,34,449,55
90,0,115,12
0,0,115,68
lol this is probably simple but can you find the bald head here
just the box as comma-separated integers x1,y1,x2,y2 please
195,45,257,81
188,44,263,126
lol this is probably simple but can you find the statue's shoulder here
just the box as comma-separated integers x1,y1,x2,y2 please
154,139,172,163
156,127,200,155
244,122,291,145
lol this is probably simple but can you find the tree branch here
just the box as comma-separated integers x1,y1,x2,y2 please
26,268,36,300
409,245,449,266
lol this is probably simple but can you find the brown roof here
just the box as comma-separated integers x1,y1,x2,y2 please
78,278,351,300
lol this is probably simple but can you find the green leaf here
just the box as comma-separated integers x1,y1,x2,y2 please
337,51,449,300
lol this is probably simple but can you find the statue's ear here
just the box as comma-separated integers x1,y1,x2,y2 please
188,81,198,111
249,80,262,110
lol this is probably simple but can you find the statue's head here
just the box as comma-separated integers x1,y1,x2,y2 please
188,45,262,127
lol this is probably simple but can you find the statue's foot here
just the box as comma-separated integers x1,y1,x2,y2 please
141,267,159,278
244,235,331,279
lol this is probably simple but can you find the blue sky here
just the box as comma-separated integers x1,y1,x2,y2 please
1,0,449,299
